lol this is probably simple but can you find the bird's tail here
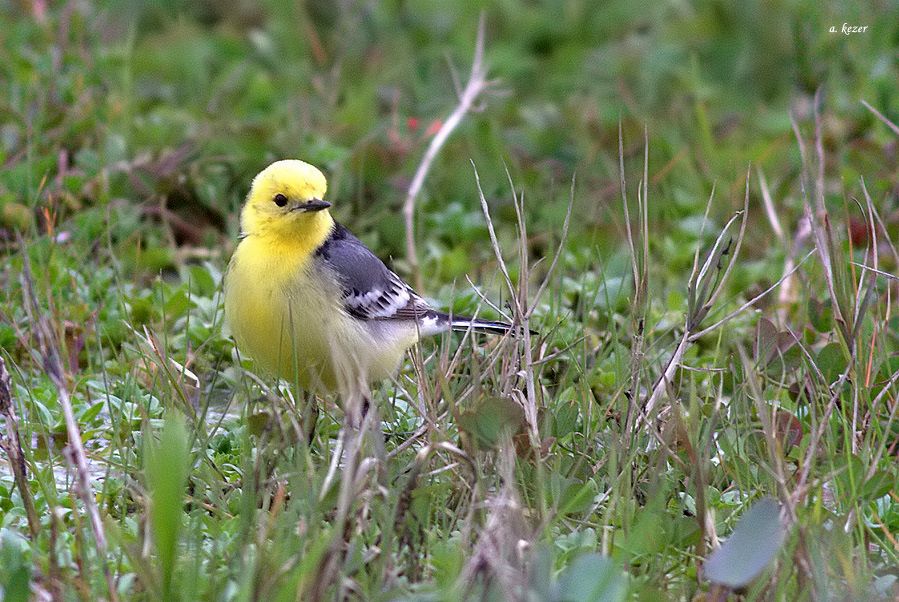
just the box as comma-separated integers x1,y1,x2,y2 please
449,316,532,336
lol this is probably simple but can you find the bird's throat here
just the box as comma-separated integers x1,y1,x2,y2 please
264,210,335,259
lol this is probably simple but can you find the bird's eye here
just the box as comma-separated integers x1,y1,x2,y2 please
273,193,288,207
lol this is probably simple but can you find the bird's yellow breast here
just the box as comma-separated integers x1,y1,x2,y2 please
224,234,342,390
224,232,417,393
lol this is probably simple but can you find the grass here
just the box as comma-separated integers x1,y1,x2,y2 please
1,0,898,600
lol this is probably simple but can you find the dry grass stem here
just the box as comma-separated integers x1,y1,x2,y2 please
404,14,490,291
861,99,899,136
19,244,119,602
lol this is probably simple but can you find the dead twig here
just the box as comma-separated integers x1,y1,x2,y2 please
688,250,816,342
757,168,785,245
850,262,898,281
404,14,490,292
793,93,854,352
861,99,899,137
756,166,815,322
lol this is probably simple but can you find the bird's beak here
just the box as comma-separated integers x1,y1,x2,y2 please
293,198,331,212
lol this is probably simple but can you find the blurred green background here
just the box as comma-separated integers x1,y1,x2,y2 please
3,0,895,280
1,0,898,599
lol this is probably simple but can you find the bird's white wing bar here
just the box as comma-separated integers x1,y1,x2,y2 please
343,272,414,319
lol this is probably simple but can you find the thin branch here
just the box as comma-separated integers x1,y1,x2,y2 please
464,275,513,321
861,99,899,136
506,168,541,450
642,174,759,421
699,168,751,321
778,215,812,321
793,102,851,347
850,262,899,281
621,125,652,440
620,122,639,295
404,15,489,292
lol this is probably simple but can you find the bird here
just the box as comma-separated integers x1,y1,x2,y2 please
224,159,516,399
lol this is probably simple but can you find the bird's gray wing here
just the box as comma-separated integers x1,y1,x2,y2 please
315,223,440,323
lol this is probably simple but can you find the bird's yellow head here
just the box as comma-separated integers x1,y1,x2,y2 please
240,159,332,241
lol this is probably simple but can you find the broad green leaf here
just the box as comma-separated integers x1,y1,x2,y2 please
79,400,106,424
552,402,579,439
558,478,598,516
816,342,847,383
145,413,191,596
162,288,194,320
187,264,217,297
808,297,833,332
555,553,627,602
0,530,31,602
755,318,777,363
457,396,525,450
704,497,786,589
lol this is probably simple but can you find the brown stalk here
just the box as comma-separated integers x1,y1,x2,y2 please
309,403,385,600
0,356,40,540
507,170,542,453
